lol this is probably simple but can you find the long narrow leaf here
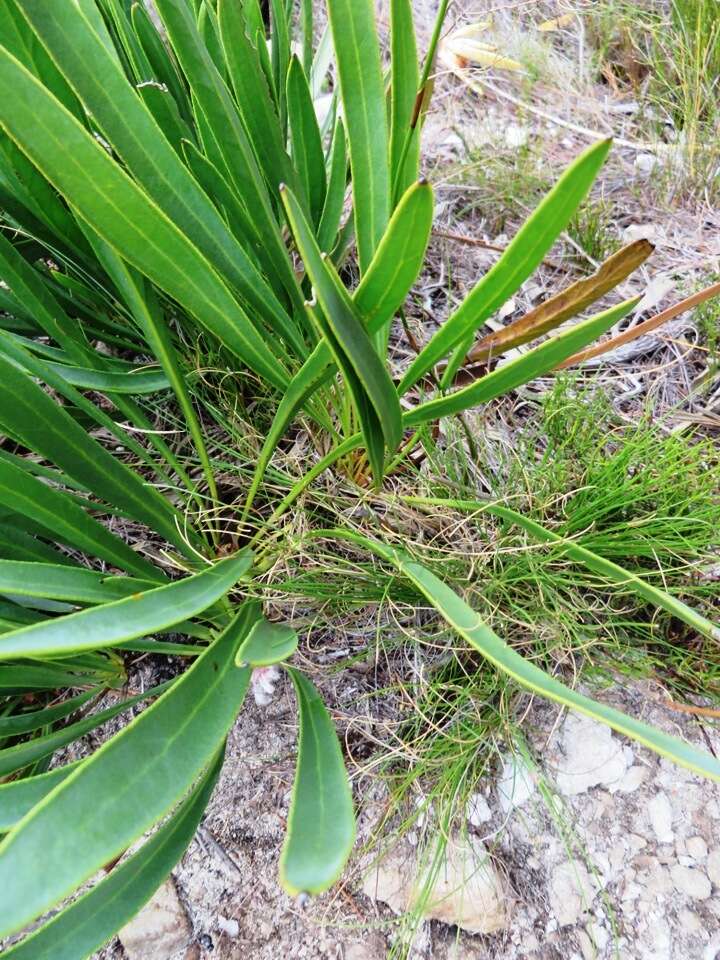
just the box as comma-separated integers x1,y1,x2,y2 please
153,0,304,312
389,0,420,200
0,561,157,605
19,0,294,341
0,688,97,738
326,530,720,783
404,298,638,427
317,116,347,252
399,139,613,392
0,457,162,582
0,552,252,659
2,754,222,960
281,186,402,460
325,0,390,272
0,46,290,389
355,179,433,341
287,55,326,225
0,352,189,554
0,606,255,938
217,0,294,195
279,668,355,895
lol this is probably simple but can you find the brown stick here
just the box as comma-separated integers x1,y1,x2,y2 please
558,280,720,368
664,699,720,719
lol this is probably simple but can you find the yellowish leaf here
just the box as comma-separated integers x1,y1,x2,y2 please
538,13,576,33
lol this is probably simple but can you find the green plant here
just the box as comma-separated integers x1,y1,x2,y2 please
588,0,720,195
0,0,718,954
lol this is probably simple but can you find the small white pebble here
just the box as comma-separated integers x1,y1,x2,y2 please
251,666,281,706
217,916,239,938
687,836,708,861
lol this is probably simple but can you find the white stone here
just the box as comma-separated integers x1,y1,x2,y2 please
670,864,712,900
555,714,629,796
706,849,720,886
251,665,281,706
618,765,648,793
548,861,599,926
361,834,506,935
648,793,674,843
504,123,529,148
466,793,492,826
687,836,708,861
118,879,191,960
705,933,720,960
679,908,702,933
218,915,240,938
497,754,536,812
635,153,659,175
345,944,373,960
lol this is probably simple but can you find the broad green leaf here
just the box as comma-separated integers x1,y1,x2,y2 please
0,606,255,938
329,530,720,783
130,1,191,119
0,551,252,659
0,683,171,779
0,763,82,833
404,298,639,427
300,0,313,74
279,668,355,895
153,0,304,313
389,0,420,200
0,457,162,582
399,139,613,393
287,56,326,226
0,561,157,605
355,179,433,348
325,0,390,272
0,352,188,554
217,0,294,195
236,615,298,666
0,45,290,390
317,116,347,252
2,754,222,959
281,186,402,468
0,1,80,117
